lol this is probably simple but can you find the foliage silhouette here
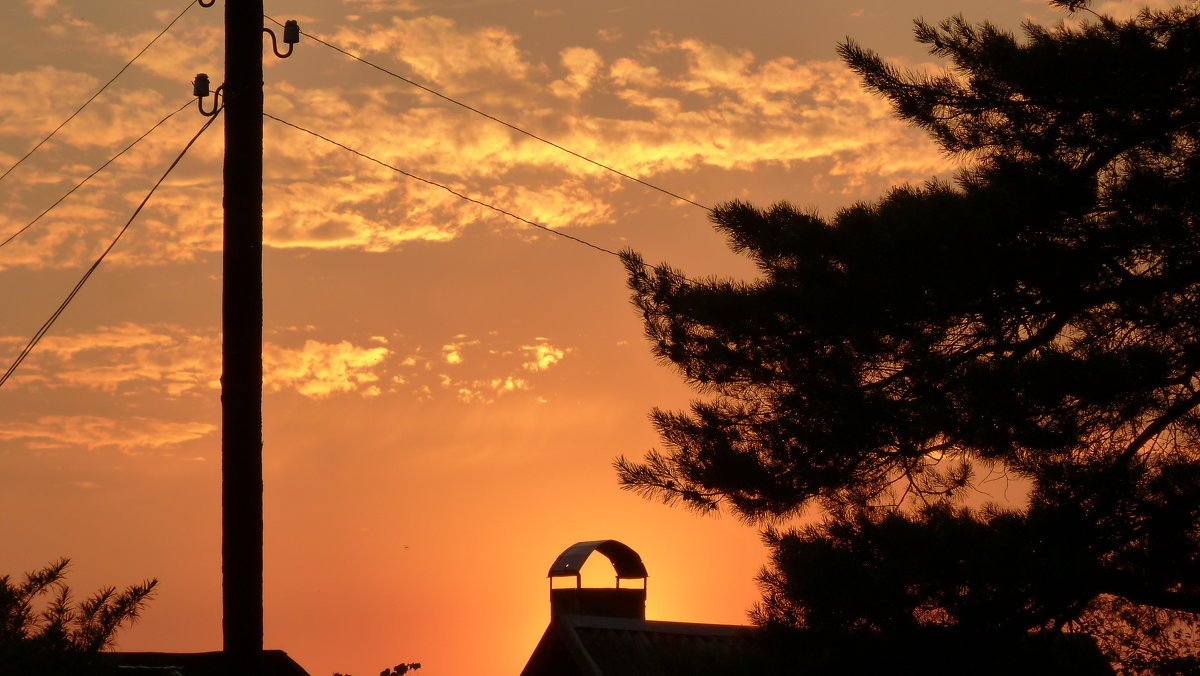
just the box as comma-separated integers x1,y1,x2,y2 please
618,1,1200,670
0,558,157,675
333,662,421,676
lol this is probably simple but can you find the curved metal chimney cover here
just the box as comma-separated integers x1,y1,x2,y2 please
547,539,648,579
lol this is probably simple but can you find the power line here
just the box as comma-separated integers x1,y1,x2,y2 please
263,111,622,258
0,108,221,390
0,99,194,250
0,0,199,186
263,14,711,212
266,113,704,286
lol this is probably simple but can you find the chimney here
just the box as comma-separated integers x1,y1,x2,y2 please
546,540,647,620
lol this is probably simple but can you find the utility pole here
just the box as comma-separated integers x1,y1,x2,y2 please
222,0,264,672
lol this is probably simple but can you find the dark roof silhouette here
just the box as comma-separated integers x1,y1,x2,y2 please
522,540,764,676
102,650,311,675
522,540,1116,675
522,613,760,676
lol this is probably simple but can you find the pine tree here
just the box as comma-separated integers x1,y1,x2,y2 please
619,2,1200,669
0,559,157,675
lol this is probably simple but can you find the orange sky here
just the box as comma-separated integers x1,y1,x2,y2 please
0,1,1164,674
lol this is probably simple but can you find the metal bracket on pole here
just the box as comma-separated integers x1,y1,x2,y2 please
192,73,224,117
263,20,300,59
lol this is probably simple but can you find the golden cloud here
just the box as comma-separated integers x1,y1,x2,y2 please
609,57,662,88
263,339,391,399
96,21,222,84
416,334,573,404
329,16,533,91
0,82,221,271
0,67,97,136
2,322,574,410
24,0,220,85
1,13,955,270
268,30,947,182
0,415,215,452
453,375,530,404
5,324,220,395
1,324,395,400
660,38,756,94
550,47,604,99
340,0,424,12
521,341,570,372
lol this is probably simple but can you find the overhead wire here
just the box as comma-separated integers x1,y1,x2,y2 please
263,14,711,213
0,108,222,390
0,98,194,250
0,7,706,389
264,112,706,287
0,0,200,186
264,112,623,258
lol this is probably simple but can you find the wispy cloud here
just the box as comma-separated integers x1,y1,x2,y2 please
451,375,529,404
24,0,221,83
4,324,220,395
0,324,573,404
1,12,950,270
1,324,394,399
0,66,97,138
340,0,424,12
426,335,573,403
0,415,215,452
24,0,59,20
1093,0,1176,18
247,29,946,252
330,16,534,90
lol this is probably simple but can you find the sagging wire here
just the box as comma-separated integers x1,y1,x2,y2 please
263,111,623,258
0,98,195,249
0,0,202,185
0,107,222,390
263,14,711,213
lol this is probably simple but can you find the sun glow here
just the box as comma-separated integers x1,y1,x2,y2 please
0,0,1065,673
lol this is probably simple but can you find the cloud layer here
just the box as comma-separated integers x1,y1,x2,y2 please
0,415,215,453
1,322,574,403
1,5,951,270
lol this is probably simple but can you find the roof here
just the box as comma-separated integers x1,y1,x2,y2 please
520,614,764,676
547,540,648,580
101,650,311,675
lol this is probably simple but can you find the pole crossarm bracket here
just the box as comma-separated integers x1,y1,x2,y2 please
192,73,223,116
263,20,300,59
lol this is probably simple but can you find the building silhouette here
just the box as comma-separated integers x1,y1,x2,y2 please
520,540,760,676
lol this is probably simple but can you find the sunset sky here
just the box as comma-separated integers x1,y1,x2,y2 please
0,0,1167,674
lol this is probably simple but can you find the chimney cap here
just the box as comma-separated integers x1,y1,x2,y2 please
547,540,648,580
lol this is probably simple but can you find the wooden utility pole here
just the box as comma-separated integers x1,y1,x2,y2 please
222,0,264,673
